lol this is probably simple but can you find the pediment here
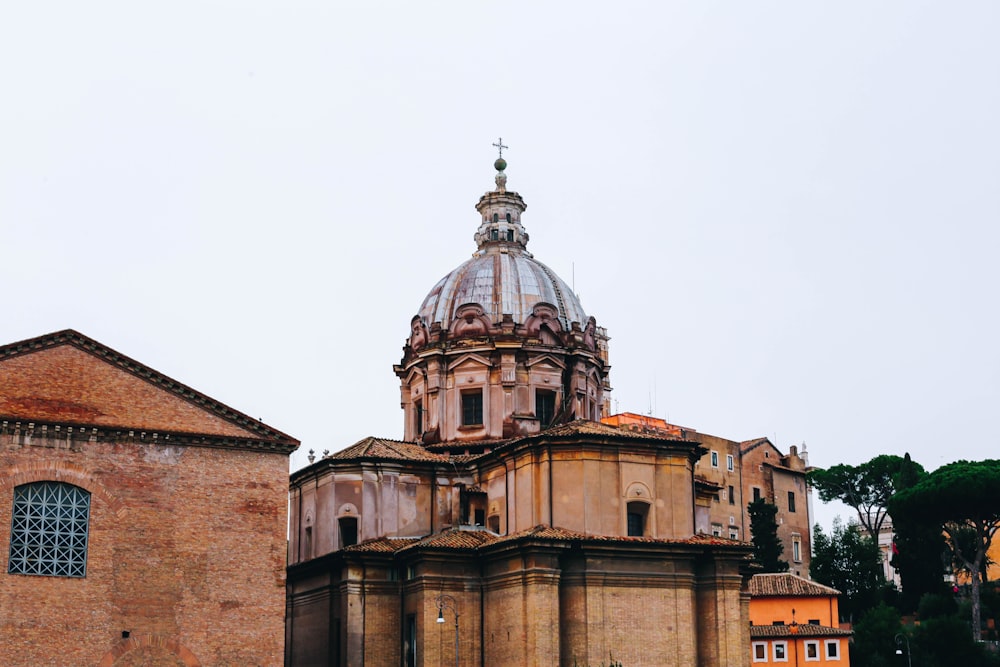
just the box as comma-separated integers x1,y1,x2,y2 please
448,352,493,371
0,330,297,450
524,354,566,371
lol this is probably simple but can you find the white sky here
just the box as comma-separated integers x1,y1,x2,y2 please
2,2,997,532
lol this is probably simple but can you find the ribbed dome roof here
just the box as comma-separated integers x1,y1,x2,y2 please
418,251,587,331
415,159,588,331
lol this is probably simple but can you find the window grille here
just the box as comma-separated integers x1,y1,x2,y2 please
9,482,91,577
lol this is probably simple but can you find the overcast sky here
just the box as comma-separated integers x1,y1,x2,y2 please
2,2,997,531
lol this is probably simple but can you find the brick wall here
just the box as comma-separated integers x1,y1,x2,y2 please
0,434,289,667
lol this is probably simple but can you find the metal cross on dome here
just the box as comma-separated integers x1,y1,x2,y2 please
492,137,508,158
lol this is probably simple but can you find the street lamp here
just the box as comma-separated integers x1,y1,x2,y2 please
895,632,912,667
436,593,459,667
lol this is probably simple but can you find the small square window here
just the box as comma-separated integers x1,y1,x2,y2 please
729,528,739,540
825,640,840,660
805,641,819,661
773,641,788,662
711,524,722,537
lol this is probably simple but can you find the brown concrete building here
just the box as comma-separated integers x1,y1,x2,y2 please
602,414,813,577
741,439,812,578
0,329,298,667
286,159,758,666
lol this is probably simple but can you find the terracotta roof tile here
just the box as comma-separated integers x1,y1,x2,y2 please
749,573,841,597
343,537,421,554
326,437,449,463
750,624,852,638
394,525,750,552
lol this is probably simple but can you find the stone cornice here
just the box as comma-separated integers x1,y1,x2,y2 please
0,418,296,454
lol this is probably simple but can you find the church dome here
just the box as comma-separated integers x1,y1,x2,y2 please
415,159,587,332
418,254,587,332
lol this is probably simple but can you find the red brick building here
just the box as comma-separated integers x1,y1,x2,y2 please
0,330,298,666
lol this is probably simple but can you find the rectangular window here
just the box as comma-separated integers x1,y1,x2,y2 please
825,640,840,660
804,641,819,661
414,399,423,436
773,641,788,662
627,501,648,536
711,451,719,467
753,487,762,502
727,454,734,471
711,523,723,537
752,642,767,662
788,491,796,513
461,390,483,426
404,614,417,667
536,389,556,427
9,482,91,578
792,535,802,562
728,485,735,505
339,517,358,547
729,528,739,540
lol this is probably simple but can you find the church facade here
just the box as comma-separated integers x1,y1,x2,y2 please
285,158,767,666
0,330,298,666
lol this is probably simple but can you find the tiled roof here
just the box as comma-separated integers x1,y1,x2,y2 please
404,529,499,550
381,525,752,555
342,537,421,554
326,437,449,463
750,624,852,638
0,329,298,452
750,573,841,597
541,419,689,442
503,525,748,548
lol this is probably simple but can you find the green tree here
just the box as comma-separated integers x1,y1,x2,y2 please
748,499,788,573
890,452,948,612
850,602,901,667
811,518,886,621
809,454,912,539
889,459,1000,642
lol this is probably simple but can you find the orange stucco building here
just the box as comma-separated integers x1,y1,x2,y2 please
749,573,852,665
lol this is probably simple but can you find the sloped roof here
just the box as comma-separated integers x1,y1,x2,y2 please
541,419,689,442
0,329,298,452
341,525,750,557
740,437,774,453
750,624,852,638
750,573,841,597
327,437,449,463
342,537,421,554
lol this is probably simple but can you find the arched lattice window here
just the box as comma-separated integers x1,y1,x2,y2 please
8,482,91,577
